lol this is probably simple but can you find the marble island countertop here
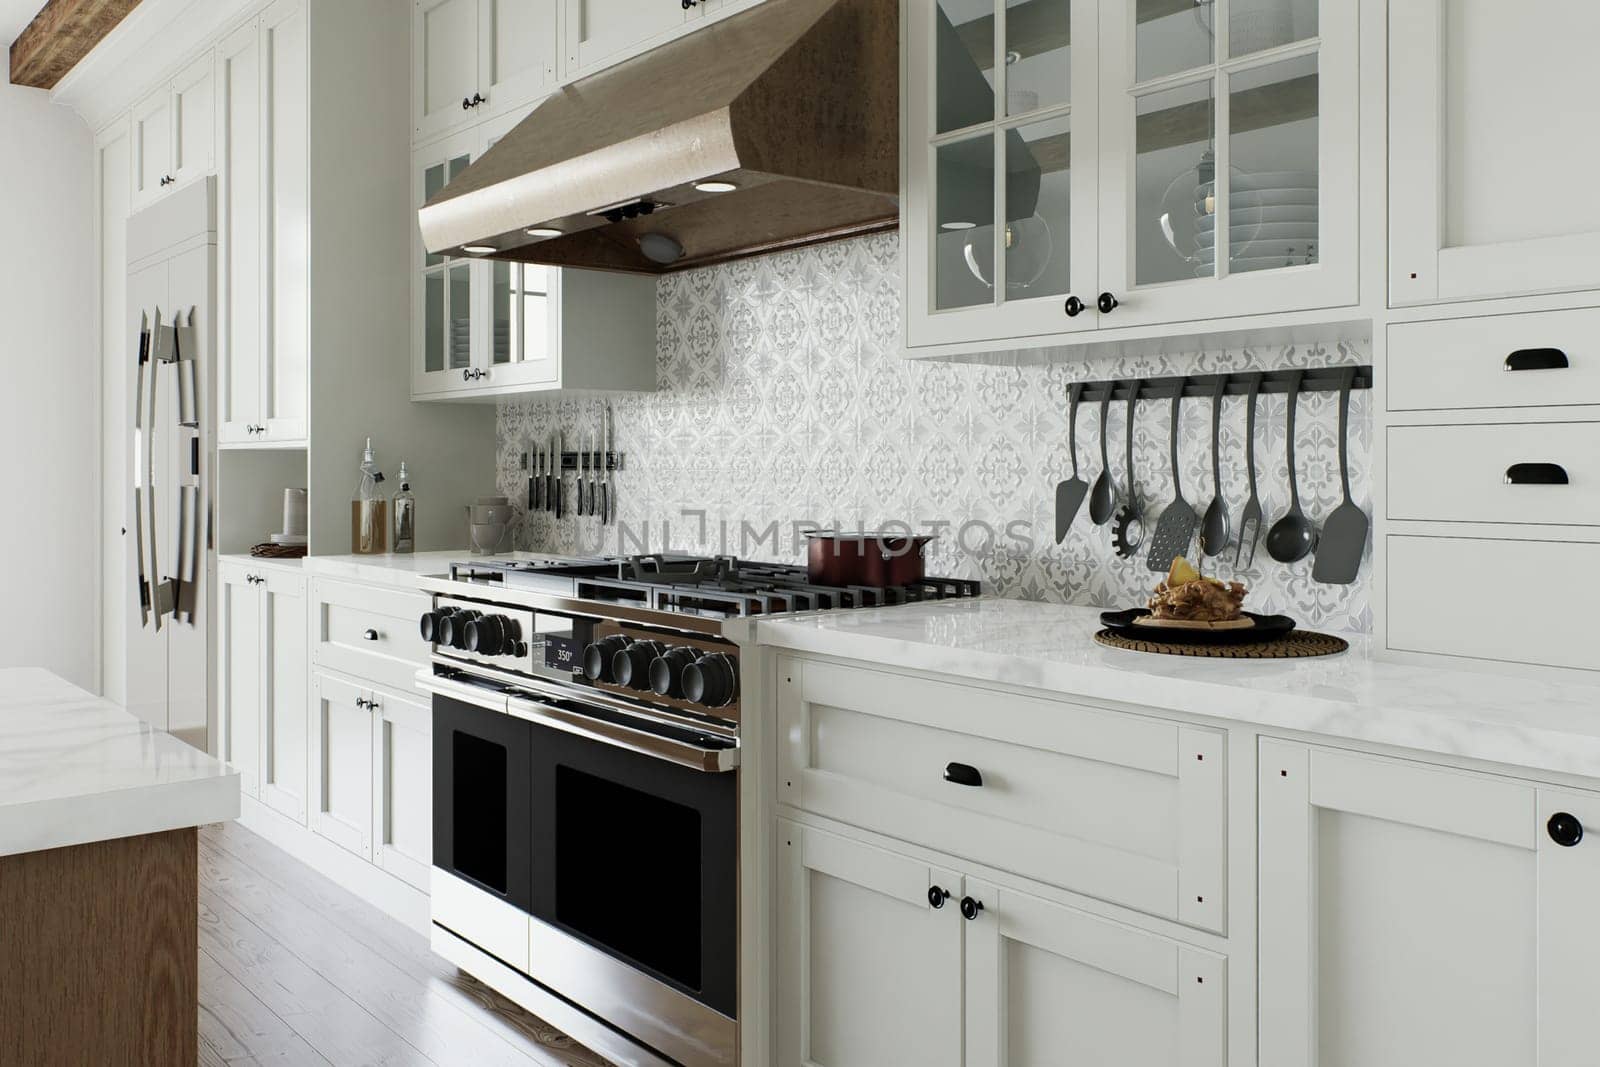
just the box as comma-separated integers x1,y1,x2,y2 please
744,599,1600,782
0,669,239,857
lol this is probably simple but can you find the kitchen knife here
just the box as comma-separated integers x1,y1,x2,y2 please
578,434,589,516
601,404,613,525
554,431,564,518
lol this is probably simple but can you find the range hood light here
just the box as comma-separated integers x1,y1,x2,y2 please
524,227,564,238
693,180,739,193
462,244,497,254
638,233,686,265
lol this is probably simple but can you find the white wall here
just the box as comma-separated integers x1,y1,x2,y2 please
0,85,96,690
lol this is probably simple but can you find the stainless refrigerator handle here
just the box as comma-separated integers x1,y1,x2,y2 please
145,307,168,629
133,308,152,628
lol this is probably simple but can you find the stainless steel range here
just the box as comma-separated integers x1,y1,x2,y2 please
415,554,979,1066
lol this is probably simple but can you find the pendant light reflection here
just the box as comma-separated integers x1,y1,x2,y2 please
957,215,1055,292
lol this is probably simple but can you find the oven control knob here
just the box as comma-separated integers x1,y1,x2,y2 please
613,640,666,690
508,640,529,658
649,646,699,698
583,635,632,682
438,610,479,650
418,607,456,643
465,614,515,656
683,653,738,708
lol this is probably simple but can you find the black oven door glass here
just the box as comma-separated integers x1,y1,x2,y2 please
531,724,737,1017
433,695,532,913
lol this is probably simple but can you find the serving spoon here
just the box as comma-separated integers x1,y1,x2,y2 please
1088,394,1116,525
1265,369,1318,563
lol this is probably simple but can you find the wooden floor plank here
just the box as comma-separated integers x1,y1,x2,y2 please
198,822,614,1067
201,823,612,1066
200,887,434,1066
199,949,332,1066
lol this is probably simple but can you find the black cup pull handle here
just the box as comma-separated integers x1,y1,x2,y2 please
1505,348,1569,372
960,896,984,921
363,628,379,641
1505,463,1570,486
928,885,951,909
1549,812,1584,847
944,762,983,787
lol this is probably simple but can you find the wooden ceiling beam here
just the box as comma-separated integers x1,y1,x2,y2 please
9,0,141,90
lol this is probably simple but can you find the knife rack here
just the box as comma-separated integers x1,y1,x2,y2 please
1075,365,1373,402
557,451,623,473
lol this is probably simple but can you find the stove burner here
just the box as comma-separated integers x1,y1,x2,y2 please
448,554,981,617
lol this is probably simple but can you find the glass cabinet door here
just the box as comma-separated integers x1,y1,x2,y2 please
905,0,1099,350
1096,0,1356,327
414,138,481,395
486,261,558,387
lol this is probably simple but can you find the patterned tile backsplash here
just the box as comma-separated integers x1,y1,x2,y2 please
496,233,1373,634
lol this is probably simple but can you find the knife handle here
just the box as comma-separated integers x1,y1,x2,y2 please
599,482,608,526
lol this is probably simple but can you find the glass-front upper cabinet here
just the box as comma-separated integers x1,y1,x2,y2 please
413,127,480,397
1095,0,1356,327
903,0,1100,349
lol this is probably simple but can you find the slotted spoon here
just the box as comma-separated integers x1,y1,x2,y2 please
1147,389,1199,572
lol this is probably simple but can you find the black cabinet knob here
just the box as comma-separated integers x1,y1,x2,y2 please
960,896,984,921
928,885,950,909
1549,811,1584,847
1097,291,1119,314
462,96,473,110
649,646,699,698
943,761,983,787
583,635,631,682
683,652,738,707
613,639,666,690
682,0,698,7
1065,295,1086,317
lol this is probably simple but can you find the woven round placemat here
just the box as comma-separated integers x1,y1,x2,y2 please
1094,628,1349,659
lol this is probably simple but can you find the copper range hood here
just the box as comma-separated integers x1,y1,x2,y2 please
417,0,899,275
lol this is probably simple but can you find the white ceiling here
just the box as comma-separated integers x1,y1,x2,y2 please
0,1,48,52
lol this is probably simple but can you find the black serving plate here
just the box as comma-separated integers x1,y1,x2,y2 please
1098,609,1297,646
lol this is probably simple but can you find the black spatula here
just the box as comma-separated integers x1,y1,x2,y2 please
1147,390,1199,572
1054,382,1089,543
1313,367,1369,583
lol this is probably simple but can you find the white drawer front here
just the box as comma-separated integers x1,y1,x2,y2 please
311,578,430,691
1389,309,1600,411
779,658,1228,932
1387,535,1600,671
1388,423,1600,525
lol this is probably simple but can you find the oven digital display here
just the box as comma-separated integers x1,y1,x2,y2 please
543,635,582,675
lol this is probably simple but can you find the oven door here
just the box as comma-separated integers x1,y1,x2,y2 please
521,699,738,1065
432,693,532,913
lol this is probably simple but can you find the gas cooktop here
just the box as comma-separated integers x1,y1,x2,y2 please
446,553,980,618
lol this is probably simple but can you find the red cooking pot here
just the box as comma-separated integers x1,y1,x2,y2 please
804,531,934,587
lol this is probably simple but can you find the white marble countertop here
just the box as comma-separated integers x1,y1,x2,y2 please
0,669,239,857
745,599,1600,782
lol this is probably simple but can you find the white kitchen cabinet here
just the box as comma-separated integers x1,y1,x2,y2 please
1390,1,1600,306
218,562,307,823
372,683,433,891
310,668,432,888
903,0,1358,353
963,877,1226,1067
563,0,699,78
312,670,376,861
1259,740,1600,1066
778,820,1227,1067
215,3,308,448
414,0,558,144
131,53,215,212
215,22,264,447
218,563,263,798
412,110,657,399
777,821,962,1067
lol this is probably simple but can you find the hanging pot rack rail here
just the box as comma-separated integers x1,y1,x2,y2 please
1075,366,1372,403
